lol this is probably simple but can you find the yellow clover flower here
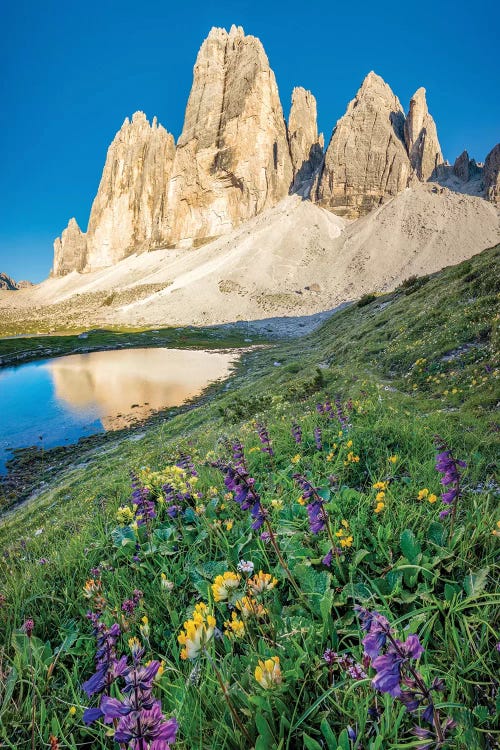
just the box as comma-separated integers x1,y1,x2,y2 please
177,602,216,660
247,571,278,595
255,656,282,688
211,572,241,602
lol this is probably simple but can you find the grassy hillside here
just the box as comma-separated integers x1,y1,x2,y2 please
0,245,499,749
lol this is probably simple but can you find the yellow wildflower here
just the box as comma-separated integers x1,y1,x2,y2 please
271,498,283,510
376,491,385,501
211,572,241,602
177,602,215,660
372,481,388,491
492,521,500,537
224,612,245,639
417,488,429,501
374,501,385,514
297,495,306,506
340,535,353,548
388,455,398,464
248,571,278,595
160,573,174,591
116,506,135,525
428,494,437,504
235,596,267,620
255,656,282,688
140,616,150,640
68,706,77,716
224,519,234,531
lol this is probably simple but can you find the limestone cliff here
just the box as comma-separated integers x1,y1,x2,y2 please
484,144,500,205
404,87,443,180
314,72,411,218
84,112,176,270
288,87,323,193
165,25,293,246
52,218,87,276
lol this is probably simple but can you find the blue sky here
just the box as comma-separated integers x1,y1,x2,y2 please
0,0,498,282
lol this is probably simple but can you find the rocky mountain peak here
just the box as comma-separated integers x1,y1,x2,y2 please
404,87,443,180
288,87,324,194
52,217,87,276
315,71,409,218
166,25,292,246
484,143,500,205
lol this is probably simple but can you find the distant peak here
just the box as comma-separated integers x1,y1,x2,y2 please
207,25,245,41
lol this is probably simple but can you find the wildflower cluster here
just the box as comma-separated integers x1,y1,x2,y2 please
254,656,282,689
355,606,455,747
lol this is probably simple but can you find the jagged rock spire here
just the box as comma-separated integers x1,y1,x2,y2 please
404,87,443,181
288,87,324,194
166,26,293,246
52,217,87,276
85,112,176,271
314,71,410,218
484,144,500,205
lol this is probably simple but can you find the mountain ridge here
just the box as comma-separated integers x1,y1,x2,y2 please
51,26,500,278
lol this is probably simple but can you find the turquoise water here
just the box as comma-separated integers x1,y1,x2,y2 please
0,347,235,472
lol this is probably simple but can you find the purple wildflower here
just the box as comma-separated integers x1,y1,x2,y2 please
122,589,143,615
176,452,198,477
355,606,454,747
215,461,267,530
434,436,466,524
314,426,323,451
335,396,348,430
293,474,326,534
22,619,34,638
131,472,156,526
231,440,247,470
82,620,126,700
291,423,302,444
256,423,274,457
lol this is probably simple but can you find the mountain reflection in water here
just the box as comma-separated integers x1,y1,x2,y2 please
0,347,236,471
47,348,235,429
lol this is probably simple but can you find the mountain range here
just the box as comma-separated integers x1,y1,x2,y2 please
1,25,498,332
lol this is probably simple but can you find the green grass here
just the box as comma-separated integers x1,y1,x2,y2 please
0,245,499,749
0,324,267,368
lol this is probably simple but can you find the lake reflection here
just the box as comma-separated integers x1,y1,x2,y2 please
0,348,236,471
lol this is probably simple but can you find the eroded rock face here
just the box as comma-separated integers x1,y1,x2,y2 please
288,87,324,193
52,218,87,276
0,273,18,290
166,25,293,246
314,72,411,218
484,144,500,205
85,112,176,270
404,87,442,181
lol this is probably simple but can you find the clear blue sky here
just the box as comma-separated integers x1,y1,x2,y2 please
0,0,498,282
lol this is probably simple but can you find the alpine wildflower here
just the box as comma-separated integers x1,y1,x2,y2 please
178,602,216,660
255,656,282,689
212,572,241,601
434,436,466,528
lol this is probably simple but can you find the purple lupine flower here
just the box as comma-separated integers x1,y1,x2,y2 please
316,403,324,415
215,461,267,530
176,452,198,477
291,423,302,444
335,396,348,430
82,620,125,699
231,440,247,470
322,550,333,567
98,648,178,749
314,426,323,451
324,399,335,419
355,606,455,747
434,437,466,521
131,472,156,526
256,423,274,457
293,474,326,534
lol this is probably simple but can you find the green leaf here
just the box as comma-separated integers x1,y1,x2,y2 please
111,525,136,547
320,718,337,749
255,712,275,745
427,521,444,546
303,734,323,750
293,564,331,614
400,529,421,564
463,567,490,598
320,588,334,627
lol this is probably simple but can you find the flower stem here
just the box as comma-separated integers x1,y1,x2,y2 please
205,651,252,744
